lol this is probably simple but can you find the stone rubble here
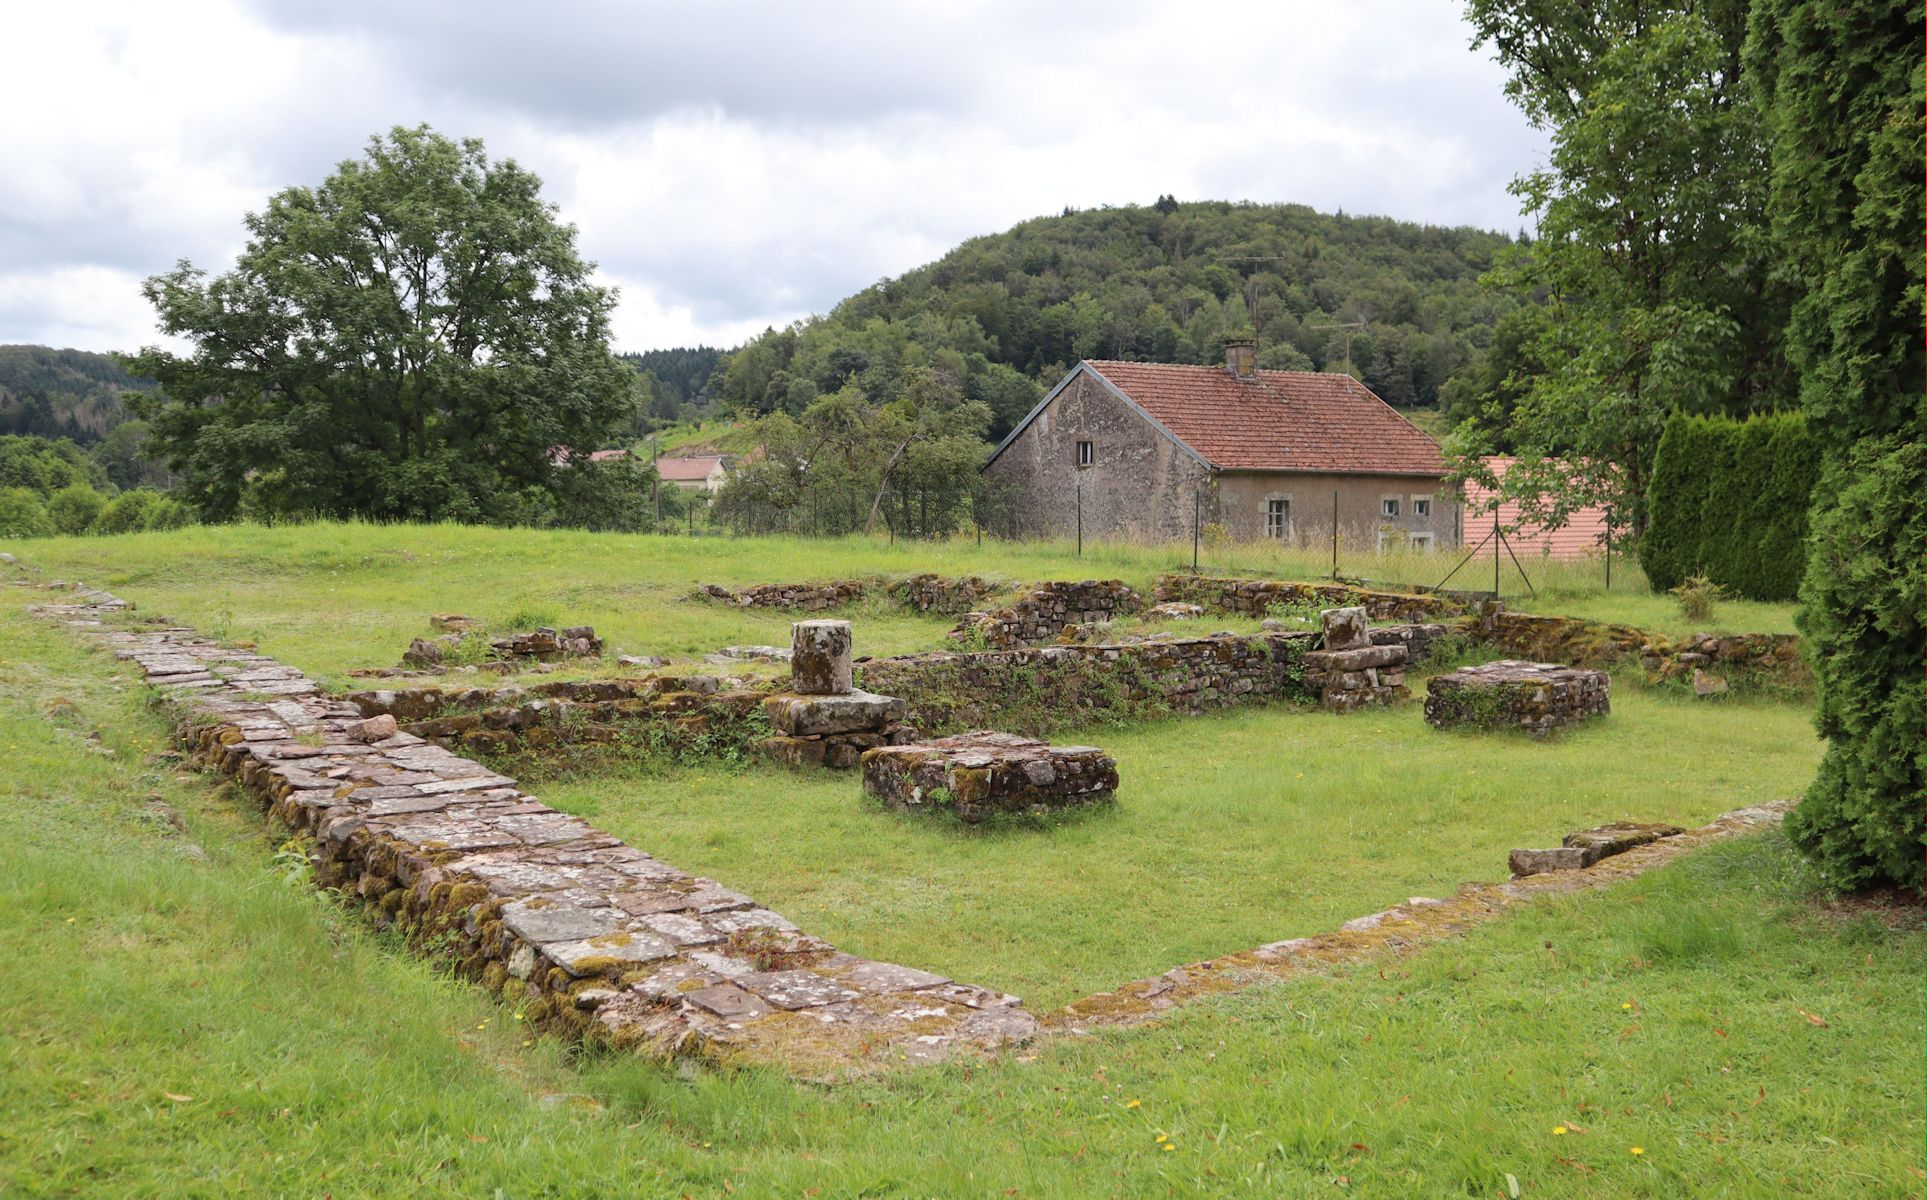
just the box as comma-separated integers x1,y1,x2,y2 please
1424,660,1611,736
403,625,603,669
861,731,1118,823
34,586,1034,1076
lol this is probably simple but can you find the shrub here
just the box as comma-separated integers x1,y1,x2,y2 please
45,483,107,535
1783,437,1925,891
93,489,163,534
0,486,52,538
1669,574,1723,623
1640,411,1818,600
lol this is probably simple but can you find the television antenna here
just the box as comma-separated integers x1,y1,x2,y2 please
1308,319,1367,372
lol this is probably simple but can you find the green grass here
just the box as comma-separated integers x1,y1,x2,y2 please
0,594,1915,1197
7,522,1791,687
542,683,1821,1009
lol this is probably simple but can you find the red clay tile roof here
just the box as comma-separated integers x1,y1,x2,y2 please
1082,360,1446,476
656,454,726,482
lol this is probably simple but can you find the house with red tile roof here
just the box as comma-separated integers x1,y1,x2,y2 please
983,339,1460,548
655,453,731,492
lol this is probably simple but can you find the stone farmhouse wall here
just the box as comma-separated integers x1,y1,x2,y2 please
858,631,1313,736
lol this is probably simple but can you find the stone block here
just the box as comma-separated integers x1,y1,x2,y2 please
1425,660,1610,736
1508,846,1590,876
762,690,905,736
791,620,854,694
1303,643,1408,671
1562,822,1684,864
861,731,1117,823
1320,606,1370,651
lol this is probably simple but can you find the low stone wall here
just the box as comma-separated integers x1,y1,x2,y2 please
950,579,1145,649
36,588,1034,1075
1480,609,1808,692
697,580,867,610
887,574,1002,614
1154,573,1462,622
858,631,1313,736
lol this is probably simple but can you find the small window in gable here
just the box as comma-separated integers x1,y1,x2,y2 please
1076,440,1094,467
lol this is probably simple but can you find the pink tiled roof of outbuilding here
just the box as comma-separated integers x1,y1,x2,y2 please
1083,360,1447,476
1462,457,1611,561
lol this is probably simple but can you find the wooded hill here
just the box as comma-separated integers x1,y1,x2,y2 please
718,200,1524,439
0,345,152,445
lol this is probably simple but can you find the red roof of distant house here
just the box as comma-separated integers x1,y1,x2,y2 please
656,454,726,482
1064,360,1446,476
587,448,630,463
1462,457,1610,561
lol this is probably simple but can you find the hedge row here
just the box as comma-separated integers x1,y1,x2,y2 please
1639,411,1818,601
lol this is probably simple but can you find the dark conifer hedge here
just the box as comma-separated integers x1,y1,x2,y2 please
1639,411,1818,601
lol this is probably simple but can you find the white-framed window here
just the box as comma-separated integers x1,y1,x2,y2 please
1376,530,1394,554
1265,497,1290,539
1380,497,1401,518
1075,440,1094,467
1410,531,1435,551
1412,497,1431,518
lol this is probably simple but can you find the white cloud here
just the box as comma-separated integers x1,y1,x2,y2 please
0,1,1545,355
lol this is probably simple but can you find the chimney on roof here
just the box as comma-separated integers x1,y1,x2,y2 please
1222,336,1257,380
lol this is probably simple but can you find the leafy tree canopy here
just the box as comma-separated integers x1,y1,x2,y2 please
126,125,638,524
1453,0,1793,535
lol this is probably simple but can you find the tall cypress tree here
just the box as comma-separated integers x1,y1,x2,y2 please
1747,0,1925,888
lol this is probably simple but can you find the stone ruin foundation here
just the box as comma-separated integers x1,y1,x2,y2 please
1424,660,1611,736
1509,821,1685,877
759,620,918,768
861,731,1118,824
1304,606,1409,710
697,580,866,610
33,586,1032,1075
403,624,603,669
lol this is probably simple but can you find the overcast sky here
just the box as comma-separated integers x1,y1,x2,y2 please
1,1,1545,357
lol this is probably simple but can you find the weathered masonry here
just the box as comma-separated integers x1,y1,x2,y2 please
982,343,1461,549
35,588,1035,1076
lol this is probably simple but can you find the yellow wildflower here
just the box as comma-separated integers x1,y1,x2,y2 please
1552,1126,1568,1136
1125,1099,1141,1109
1630,1146,1645,1156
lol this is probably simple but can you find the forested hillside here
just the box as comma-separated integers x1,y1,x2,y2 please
719,200,1523,439
0,345,150,444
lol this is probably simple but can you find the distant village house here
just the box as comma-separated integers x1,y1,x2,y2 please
1460,456,1611,561
982,339,1460,549
655,454,731,492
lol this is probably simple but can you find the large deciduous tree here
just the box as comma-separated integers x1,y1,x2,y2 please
126,125,639,524
1457,0,1791,536
1747,0,1924,890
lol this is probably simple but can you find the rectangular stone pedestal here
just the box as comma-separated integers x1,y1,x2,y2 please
861,731,1117,823
1425,660,1610,736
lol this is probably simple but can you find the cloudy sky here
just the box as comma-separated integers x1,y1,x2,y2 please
1,1,1545,356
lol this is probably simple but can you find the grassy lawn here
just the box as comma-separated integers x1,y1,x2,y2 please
0,592,1915,1198
541,686,1821,1009
8,523,1791,688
